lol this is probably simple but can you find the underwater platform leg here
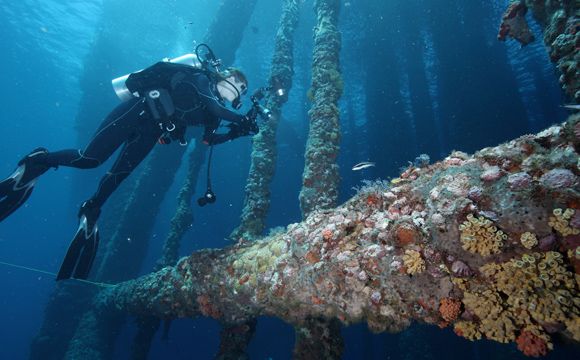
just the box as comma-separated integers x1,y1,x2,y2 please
57,214,100,281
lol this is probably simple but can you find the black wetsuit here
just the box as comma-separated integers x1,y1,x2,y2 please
40,62,251,211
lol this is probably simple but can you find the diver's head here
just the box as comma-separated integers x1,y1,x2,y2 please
216,67,248,109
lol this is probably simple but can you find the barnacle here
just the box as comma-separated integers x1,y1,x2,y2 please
459,214,507,256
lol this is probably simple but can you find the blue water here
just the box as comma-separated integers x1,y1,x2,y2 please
0,0,575,359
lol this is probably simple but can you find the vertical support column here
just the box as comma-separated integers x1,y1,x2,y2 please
231,0,302,241
215,319,258,360
295,0,344,358
292,318,344,360
299,0,343,218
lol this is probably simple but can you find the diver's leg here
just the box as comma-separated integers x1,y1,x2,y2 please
0,99,146,222
57,127,161,280
84,126,161,210
44,98,146,169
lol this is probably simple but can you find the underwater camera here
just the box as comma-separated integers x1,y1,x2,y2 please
250,86,286,120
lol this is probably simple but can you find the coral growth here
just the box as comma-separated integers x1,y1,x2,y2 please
520,232,538,249
403,249,426,275
459,251,578,349
459,214,507,256
549,208,580,237
497,1,535,46
516,330,549,358
454,321,482,341
508,1,580,101
100,117,579,358
439,298,462,323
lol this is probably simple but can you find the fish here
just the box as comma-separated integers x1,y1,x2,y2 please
561,104,580,110
352,161,376,171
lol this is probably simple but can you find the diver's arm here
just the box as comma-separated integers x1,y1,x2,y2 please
202,121,246,146
195,75,246,124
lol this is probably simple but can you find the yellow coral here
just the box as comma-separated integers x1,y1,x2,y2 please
459,214,507,256
520,232,538,249
480,313,516,343
565,318,580,342
402,249,425,275
549,208,580,236
462,252,580,346
454,321,482,341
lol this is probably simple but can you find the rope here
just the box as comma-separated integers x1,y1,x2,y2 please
0,260,114,288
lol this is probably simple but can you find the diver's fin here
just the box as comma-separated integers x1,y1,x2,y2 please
0,148,50,223
56,214,99,281
0,165,35,222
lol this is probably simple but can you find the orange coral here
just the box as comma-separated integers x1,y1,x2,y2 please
197,294,222,319
322,229,333,241
305,250,321,264
516,331,548,357
366,194,380,206
396,225,417,246
439,298,462,322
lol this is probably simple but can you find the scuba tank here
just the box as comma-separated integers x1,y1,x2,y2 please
111,53,202,102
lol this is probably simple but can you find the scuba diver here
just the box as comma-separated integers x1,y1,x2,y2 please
0,44,259,281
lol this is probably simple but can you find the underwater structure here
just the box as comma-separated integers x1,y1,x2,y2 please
499,0,579,102
232,0,302,241
74,113,580,358
25,0,579,358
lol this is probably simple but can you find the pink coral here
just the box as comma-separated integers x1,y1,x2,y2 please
516,331,548,357
467,187,483,202
480,166,504,182
451,260,473,277
540,168,577,189
507,172,532,190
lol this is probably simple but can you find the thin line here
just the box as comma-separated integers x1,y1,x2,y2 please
0,260,114,288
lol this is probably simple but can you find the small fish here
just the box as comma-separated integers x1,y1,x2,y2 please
352,161,375,171
562,104,580,110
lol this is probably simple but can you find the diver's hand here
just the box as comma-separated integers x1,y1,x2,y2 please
229,121,257,138
241,109,259,135
244,107,258,122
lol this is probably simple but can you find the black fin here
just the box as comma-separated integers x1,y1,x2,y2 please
0,166,35,223
56,216,99,281
73,230,99,280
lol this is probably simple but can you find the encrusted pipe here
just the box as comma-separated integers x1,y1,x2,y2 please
231,0,301,241
499,0,580,101
104,116,580,357
299,0,343,217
